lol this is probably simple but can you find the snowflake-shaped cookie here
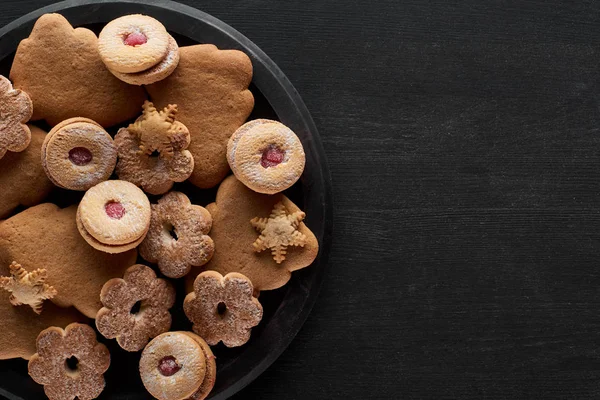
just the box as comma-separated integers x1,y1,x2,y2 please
0,75,33,159
0,261,57,314
114,101,194,194
251,202,307,264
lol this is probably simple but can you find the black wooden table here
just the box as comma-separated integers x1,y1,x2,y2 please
4,1,600,399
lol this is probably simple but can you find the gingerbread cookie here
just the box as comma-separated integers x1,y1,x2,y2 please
140,331,207,400
147,44,254,188
28,323,110,400
0,203,137,318
184,271,262,347
96,264,176,351
181,332,217,400
98,14,170,74
0,261,57,314
0,289,84,360
0,125,54,219
0,75,32,159
227,119,306,194
139,191,214,279
77,180,151,253
10,13,146,127
114,101,194,195
42,117,117,191
184,176,318,292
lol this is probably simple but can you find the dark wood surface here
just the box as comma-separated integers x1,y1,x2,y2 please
4,0,600,398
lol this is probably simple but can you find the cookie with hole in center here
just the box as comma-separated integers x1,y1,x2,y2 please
0,75,33,160
146,44,255,188
0,125,54,219
42,117,117,191
0,203,137,318
9,13,147,127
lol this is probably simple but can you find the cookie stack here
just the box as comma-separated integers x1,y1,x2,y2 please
0,12,319,400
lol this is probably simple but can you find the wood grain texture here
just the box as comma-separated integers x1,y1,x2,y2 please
4,0,600,398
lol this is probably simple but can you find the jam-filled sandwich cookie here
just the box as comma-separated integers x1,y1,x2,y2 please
181,332,217,400
140,191,214,279
114,101,194,195
99,15,179,85
139,331,212,400
42,117,117,191
96,264,175,351
227,119,306,194
28,323,111,400
77,180,151,253
184,271,263,347
0,75,33,160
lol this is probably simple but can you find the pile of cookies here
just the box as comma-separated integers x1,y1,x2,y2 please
0,13,318,400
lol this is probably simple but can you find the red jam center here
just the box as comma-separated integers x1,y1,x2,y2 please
158,356,180,377
105,201,126,220
68,147,93,166
260,146,285,168
123,31,147,46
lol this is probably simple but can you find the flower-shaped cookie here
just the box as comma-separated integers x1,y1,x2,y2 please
114,101,194,195
0,261,57,314
140,191,214,278
96,264,176,351
28,323,110,400
0,75,32,160
183,271,263,347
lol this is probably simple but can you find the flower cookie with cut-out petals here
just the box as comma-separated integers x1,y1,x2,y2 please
0,261,56,314
184,271,263,347
28,323,110,400
0,75,32,160
114,101,194,195
140,191,214,278
96,264,175,352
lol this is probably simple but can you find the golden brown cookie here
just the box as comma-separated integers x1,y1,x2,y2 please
98,14,170,74
147,44,254,188
140,331,207,400
184,271,262,347
28,323,110,400
139,191,214,279
0,261,57,314
181,332,217,400
0,289,85,360
0,125,54,219
184,175,319,292
78,180,151,248
96,264,176,352
9,13,147,127
227,119,306,194
0,203,137,318
109,35,180,85
41,118,117,191
0,75,32,159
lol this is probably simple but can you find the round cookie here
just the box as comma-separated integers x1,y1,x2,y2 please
227,119,306,194
109,35,180,85
139,332,206,400
42,118,117,191
181,332,217,400
98,14,170,74
78,180,151,246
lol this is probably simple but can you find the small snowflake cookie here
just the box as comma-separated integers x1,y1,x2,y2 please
227,119,306,194
139,191,214,278
28,323,110,400
184,271,263,347
0,261,56,314
0,75,33,160
114,101,194,195
96,264,176,352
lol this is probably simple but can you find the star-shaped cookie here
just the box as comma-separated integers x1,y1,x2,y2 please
251,202,307,263
0,262,57,314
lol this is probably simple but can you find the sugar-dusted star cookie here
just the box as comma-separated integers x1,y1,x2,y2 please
0,262,57,314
